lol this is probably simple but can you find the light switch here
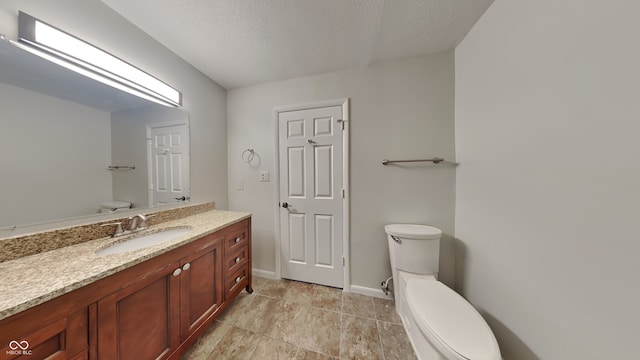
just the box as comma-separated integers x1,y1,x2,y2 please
259,170,270,182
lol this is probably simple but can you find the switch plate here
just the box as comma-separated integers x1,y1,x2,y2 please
238,180,244,190
259,170,270,182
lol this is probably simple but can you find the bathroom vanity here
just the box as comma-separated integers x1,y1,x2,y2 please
0,210,251,360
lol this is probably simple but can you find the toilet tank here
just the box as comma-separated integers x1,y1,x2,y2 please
385,224,441,275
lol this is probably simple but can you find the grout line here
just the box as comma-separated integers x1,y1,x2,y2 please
376,320,387,360
246,333,264,359
339,302,344,359
204,324,236,359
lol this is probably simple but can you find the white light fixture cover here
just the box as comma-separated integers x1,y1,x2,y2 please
17,11,182,107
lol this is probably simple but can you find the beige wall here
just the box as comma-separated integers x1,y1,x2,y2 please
0,82,112,226
228,53,455,290
0,0,228,209
455,0,640,358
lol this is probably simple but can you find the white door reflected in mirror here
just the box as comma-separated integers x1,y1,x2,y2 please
148,122,190,207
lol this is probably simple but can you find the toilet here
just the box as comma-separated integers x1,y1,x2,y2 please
385,224,501,360
99,201,132,213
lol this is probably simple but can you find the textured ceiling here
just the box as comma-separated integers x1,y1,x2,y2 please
101,0,493,89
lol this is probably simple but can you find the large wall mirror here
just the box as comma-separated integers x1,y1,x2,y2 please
0,37,190,233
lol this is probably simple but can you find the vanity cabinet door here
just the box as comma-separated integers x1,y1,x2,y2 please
97,262,181,360
0,307,87,360
179,233,223,340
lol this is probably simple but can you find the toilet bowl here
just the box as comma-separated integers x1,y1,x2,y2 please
385,224,501,360
99,201,131,213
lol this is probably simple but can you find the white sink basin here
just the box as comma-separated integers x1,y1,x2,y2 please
96,226,193,256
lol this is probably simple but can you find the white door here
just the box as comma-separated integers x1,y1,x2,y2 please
148,123,190,206
278,105,344,288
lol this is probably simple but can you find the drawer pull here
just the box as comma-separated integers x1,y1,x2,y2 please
235,257,241,263
182,263,191,271
235,276,243,284
234,237,242,243
172,268,182,277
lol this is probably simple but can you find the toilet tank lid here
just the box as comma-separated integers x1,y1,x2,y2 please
406,279,501,360
384,224,442,240
100,201,131,208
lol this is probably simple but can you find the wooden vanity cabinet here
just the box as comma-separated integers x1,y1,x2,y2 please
96,231,226,360
0,217,251,360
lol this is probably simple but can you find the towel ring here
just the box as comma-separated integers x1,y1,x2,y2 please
242,149,255,163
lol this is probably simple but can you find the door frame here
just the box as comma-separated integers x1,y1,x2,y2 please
146,120,191,208
273,98,350,291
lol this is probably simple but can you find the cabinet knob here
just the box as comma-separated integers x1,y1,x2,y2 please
173,268,182,276
235,257,241,263
235,237,241,243
182,263,191,271
235,276,242,284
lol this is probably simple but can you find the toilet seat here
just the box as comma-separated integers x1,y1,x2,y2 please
406,279,501,360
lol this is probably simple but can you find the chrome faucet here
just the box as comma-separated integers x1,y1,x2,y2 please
101,214,154,238
127,214,153,231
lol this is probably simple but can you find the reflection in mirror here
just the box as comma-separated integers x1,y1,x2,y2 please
0,38,190,232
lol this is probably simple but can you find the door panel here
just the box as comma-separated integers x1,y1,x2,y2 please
314,145,333,198
278,105,344,288
149,123,189,206
288,213,306,263
314,214,334,266
288,147,305,197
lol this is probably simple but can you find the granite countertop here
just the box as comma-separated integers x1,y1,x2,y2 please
0,209,251,321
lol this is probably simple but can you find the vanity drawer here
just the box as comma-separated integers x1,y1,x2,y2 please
0,307,87,360
224,245,249,277
224,226,248,253
225,265,249,300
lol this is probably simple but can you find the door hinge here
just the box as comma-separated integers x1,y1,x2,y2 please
342,256,345,266
342,189,345,199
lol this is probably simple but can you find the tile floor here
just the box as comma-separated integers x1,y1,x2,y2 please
181,276,417,360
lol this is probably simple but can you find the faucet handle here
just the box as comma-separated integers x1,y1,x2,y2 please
126,216,140,231
101,222,124,237
138,214,155,230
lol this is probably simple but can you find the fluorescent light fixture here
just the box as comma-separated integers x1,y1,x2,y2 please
17,11,181,107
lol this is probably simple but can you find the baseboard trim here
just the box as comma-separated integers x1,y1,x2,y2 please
252,268,277,279
250,271,393,300
349,284,393,300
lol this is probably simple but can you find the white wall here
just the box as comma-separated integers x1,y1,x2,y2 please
455,1,640,359
0,0,228,210
0,83,112,227
228,54,455,289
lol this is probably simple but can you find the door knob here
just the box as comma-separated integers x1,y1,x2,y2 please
175,196,186,201
282,202,291,209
